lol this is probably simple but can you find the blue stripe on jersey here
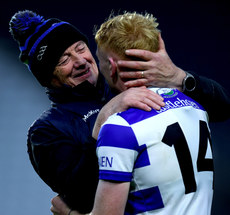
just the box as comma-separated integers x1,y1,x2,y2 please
98,123,151,168
134,144,150,168
99,170,132,181
97,124,139,150
118,108,159,125
125,186,164,214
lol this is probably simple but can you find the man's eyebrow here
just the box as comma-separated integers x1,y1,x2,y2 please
59,52,69,59
76,41,85,47
61,41,85,57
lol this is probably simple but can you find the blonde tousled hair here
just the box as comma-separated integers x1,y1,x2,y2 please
94,11,160,58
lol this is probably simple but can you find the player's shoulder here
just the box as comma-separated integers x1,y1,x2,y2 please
103,112,130,127
98,113,138,149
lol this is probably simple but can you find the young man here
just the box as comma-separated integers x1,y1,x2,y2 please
91,11,213,215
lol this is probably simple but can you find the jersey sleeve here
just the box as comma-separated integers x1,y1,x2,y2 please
96,114,139,182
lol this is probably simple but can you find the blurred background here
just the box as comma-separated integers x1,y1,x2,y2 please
0,0,229,214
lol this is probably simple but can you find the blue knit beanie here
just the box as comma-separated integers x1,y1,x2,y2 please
9,10,88,87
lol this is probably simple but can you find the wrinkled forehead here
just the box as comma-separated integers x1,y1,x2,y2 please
62,41,87,55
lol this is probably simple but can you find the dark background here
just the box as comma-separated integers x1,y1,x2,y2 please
0,0,229,214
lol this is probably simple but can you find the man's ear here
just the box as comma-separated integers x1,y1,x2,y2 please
50,76,62,88
108,57,118,82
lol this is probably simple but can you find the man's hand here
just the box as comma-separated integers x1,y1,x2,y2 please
118,33,186,91
109,86,165,112
92,86,165,139
50,195,85,215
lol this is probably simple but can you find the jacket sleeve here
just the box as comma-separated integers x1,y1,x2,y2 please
27,124,98,213
184,72,230,122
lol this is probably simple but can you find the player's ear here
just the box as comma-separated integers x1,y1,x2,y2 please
108,57,118,80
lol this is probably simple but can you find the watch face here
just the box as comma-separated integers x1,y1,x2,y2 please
186,76,196,91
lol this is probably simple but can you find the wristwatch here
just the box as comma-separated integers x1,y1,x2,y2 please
182,72,196,92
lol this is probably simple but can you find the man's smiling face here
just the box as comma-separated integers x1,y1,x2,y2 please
51,41,99,88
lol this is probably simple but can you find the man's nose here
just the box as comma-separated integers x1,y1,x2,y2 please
72,54,87,68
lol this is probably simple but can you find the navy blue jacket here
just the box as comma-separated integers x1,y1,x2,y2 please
186,72,230,122
27,72,230,213
27,74,114,213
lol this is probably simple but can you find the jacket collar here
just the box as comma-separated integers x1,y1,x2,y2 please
46,73,115,104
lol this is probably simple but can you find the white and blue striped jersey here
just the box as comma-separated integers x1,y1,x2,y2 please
96,88,214,215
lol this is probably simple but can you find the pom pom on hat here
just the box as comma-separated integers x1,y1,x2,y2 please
9,10,44,45
9,10,89,87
